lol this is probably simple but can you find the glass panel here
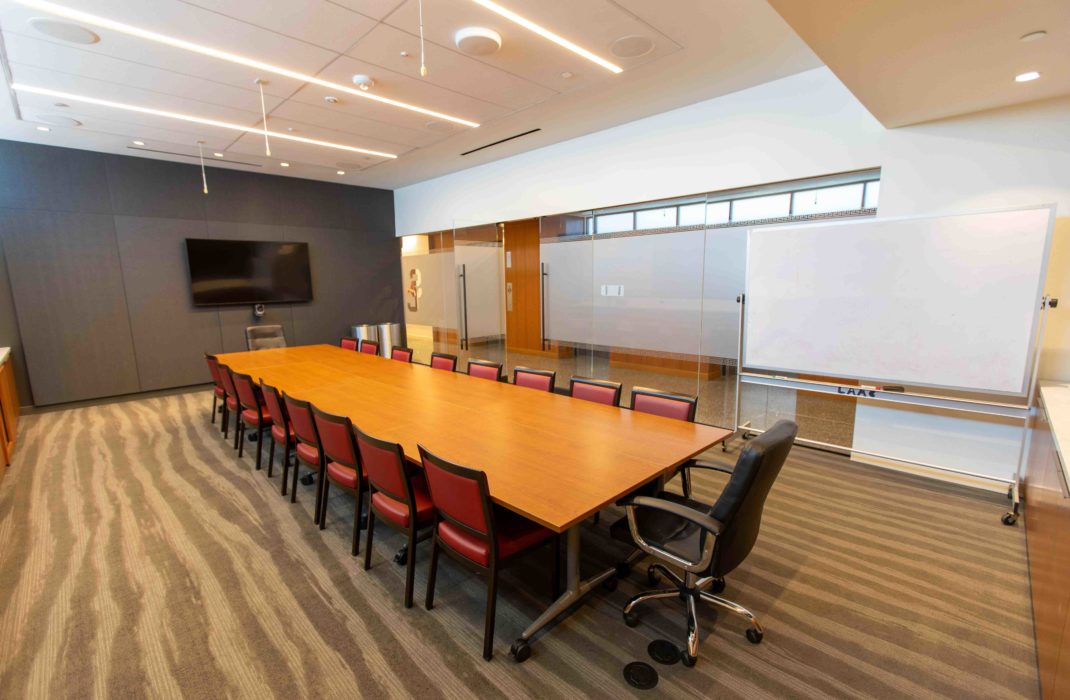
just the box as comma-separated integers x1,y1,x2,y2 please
863,181,881,209
453,221,506,371
635,207,677,230
678,203,704,227
537,212,595,390
792,183,864,216
596,212,633,234
697,219,746,429
399,231,459,365
706,201,731,225
731,193,790,222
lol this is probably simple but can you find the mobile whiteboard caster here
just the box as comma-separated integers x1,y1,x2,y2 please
681,651,696,667
510,639,531,663
746,628,763,644
623,609,640,628
1001,512,1018,526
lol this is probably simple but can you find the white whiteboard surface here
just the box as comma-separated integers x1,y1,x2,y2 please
744,206,1055,395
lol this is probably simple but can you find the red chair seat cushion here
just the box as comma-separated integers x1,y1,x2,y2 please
295,442,320,467
326,461,361,489
371,482,434,529
226,396,239,411
271,423,294,445
214,385,225,397
438,507,553,566
241,406,271,426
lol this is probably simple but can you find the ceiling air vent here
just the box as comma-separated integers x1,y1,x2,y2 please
460,128,541,156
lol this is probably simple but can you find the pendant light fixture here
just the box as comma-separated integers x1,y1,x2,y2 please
418,0,428,77
197,140,208,194
255,78,271,156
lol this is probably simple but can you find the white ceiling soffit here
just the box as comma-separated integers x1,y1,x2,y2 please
768,0,1070,129
0,0,819,188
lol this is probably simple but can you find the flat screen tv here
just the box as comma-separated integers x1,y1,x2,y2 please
185,238,313,306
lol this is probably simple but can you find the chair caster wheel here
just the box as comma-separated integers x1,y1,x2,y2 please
681,652,697,667
646,566,660,586
615,562,631,578
1001,512,1018,526
248,432,258,442
510,639,531,662
746,628,763,644
711,578,725,594
300,473,315,486
623,610,640,628
393,547,407,566
602,575,618,592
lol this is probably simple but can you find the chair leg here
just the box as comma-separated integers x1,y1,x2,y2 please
404,528,417,608
363,510,375,571
686,592,700,662
697,591,764,637
624,588,682,614
483,563,499,661
237,422,245,456
314,460,327,524
281,442,292,497
425,533,440,610
290,458,300,503
267,438,276,477
254,424,264,471
350,488,363,556
221,405,229,438
681,466,692,498
211,394,218,424
318,479,330,529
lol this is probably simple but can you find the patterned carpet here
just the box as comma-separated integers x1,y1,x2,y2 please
0,388,1039,698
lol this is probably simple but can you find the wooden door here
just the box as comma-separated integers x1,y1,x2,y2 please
503,218,543,352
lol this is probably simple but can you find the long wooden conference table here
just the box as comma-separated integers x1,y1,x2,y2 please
214,344,732,656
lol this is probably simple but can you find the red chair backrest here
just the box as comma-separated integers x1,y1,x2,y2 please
231,372,261,410
514,368,554,392
420,446,490,537
340,337,358,351
357,430,408,501
430,354,456,371
569,378,621,407
468,361,501,381
260,382,288,427
312,408,358,469
283,393,318,446
631,388,696,422
391,347,413,363
205,354,223,387
218,364,238,398
359,340,379,355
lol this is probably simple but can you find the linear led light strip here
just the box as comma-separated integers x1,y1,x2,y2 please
14,0,480,128
469,0,623,74
11,83,399,158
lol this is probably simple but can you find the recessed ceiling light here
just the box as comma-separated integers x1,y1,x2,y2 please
1020,30,1047,42
35,125,50,132
280,162,290,167
213,152,224,157
12,83,399,159
467,0,623,73
454,27,502,56
561,71,574,79
1015,71,1041,82
132,140,145,145
324,95,340,104
336,170,345,175
13,0,480,127
400,50,410,58
28,17,99,44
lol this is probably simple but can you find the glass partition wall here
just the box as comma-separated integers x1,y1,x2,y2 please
399,168,881,442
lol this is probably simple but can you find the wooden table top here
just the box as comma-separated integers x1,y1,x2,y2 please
213,345,732,532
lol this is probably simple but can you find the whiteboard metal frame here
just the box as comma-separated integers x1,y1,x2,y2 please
741,203,1058,397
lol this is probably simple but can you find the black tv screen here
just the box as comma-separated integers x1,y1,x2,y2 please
185,238,313,306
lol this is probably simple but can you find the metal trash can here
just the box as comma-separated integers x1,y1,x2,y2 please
350,322,402,357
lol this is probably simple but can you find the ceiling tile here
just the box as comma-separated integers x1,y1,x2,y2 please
180,0,378,53
267,99,443,148
326,0,407,22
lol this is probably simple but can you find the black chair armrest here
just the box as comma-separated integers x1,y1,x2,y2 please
683,459,734,476
623,496,725,536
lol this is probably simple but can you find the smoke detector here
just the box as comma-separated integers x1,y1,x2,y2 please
454,27,502,56
352,74,376,91
324,95,340,104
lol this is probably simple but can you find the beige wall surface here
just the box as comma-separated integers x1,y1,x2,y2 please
1041,218,1070,381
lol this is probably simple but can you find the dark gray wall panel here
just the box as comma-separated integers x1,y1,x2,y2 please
0,209,139,404
0,141,111,214
287,226,369,345
344,188,396,235
353,234,404,326
114,216,221,391
105,156,207,220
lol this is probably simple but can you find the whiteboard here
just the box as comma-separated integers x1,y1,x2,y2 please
743,206,1055,395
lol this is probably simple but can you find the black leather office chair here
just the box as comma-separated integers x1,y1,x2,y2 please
615,420,797,666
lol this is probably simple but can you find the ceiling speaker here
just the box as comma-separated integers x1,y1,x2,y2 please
610,35,654,59
29,18,100,44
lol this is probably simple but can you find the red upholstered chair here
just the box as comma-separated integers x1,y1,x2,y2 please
204,353,226,425
630,386,698,422
468,359,502,382
340,337,358,351
282,392,322,506
569,376,623,407
232,372,271,470
513,367,555,392
260,380,294,493
420,445,560,661
430,352,457,372
359,428,434,607
312,406,366,554
217,364,241,447
359,339,379,356
391,346,414,363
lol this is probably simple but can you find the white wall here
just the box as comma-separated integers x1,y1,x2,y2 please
394,66,1070,485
